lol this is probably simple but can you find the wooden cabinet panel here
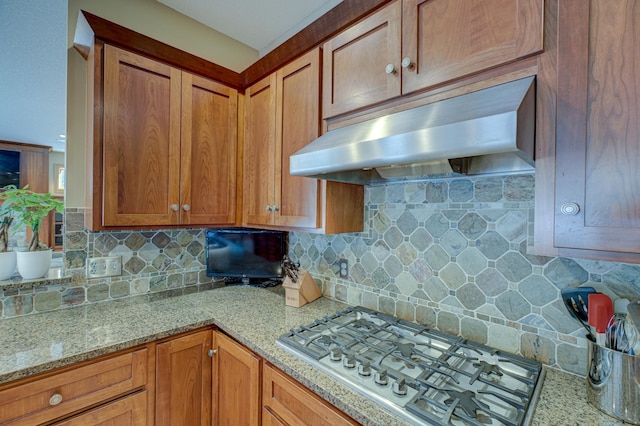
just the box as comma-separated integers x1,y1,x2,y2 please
52,390,148,426
552,0,640,255
156,330,212,426
181,73,238,225
244,74,277,226
275,48,322,228
88,44,239,230
322,0,402,118
0,349,147,426
244,49,364,233
212,331,261,426
263,364,358,426
402,0,544,94
103,44,182,227
323,0,543,118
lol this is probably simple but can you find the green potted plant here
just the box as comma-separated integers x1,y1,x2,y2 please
0,185,64,279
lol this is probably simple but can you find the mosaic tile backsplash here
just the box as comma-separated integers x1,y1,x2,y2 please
1,173,639,377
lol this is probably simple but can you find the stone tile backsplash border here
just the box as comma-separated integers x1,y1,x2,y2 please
1,173,639,377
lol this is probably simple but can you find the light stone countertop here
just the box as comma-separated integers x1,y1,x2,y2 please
0,286,624,426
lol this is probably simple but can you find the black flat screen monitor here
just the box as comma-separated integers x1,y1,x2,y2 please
0,150,20,188
206,228,287,284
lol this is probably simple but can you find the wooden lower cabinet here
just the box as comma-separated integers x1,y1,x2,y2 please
52,390,148,425
0,349,147,426
212,331,261,425
263,363,358,426
155,329,212,426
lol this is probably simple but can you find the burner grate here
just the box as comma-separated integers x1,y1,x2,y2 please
277,306,544,426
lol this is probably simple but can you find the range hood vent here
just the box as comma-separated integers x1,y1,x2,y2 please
290,77,536,185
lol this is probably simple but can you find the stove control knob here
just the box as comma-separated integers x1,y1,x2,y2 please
329,348,342,362
392,378,408,396
343,354,356,369
358,361,371,376
374,369,389,386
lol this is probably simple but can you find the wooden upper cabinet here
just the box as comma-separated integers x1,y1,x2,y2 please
212,331,261,426
103,45,182,227
322,0,402,118
181,73,238,226
552,0,640,256
101,45,237,228
275,48,323,229
156,330,212,426
244,48,364,233
244,73,277,227
244,51,322,228
401,0,544,94
323,0,544,118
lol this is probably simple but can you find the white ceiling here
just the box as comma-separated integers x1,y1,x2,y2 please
0,0,67,152
156,0,343,57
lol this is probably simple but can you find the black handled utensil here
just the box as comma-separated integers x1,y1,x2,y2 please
561,287,596,339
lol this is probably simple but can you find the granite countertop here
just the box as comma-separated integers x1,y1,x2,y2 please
0,286,624,426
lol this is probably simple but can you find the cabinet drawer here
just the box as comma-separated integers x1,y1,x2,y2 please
0,348,147,426
263,364,358,426
52,390,148,426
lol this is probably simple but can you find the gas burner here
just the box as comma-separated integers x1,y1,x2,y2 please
469,360,504,385
444,390,490,419
277,306,544,426
351,318,376,330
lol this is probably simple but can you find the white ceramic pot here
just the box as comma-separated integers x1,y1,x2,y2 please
0,251,17,280
16,249,52,280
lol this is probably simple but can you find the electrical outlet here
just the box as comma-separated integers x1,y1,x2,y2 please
338,259,348,278
87,256,122,278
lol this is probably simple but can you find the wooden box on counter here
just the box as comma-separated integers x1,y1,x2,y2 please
282,269,322,307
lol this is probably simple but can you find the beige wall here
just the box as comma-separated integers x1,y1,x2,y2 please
66,0,259,208
68,0,258,72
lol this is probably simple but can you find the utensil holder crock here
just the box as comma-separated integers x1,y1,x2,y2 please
587,338,640,424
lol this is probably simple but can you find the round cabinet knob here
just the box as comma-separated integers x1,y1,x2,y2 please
385,63,397,75
208,349,217,357
265,205,272,212
171,204,179,212
561,202,580,215
49,393,63,406
182,204,191,211
401,57,414,70
272,205,279,211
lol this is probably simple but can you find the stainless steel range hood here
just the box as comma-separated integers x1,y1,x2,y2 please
290,77,536,185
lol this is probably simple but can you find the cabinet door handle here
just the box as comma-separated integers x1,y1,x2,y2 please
49,393,63,406
385,63,397,75
401,57,415,70
208,349,217,357
171,204,180,212
272,205,279,211
265,205,272,212
182,204,191,211
560,202,580,215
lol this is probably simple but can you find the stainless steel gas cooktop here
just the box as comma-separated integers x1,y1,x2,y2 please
277,306,545,426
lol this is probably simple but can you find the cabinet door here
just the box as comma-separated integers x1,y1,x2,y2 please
244,74,277,226
275,48,322,228
156,330,212,426
52,391,147,426
103,45,182,227
181,73,238,225
554,0,640,254
262,364,357,426
322,0,402,118
212,331,261,426
402,0,543,94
